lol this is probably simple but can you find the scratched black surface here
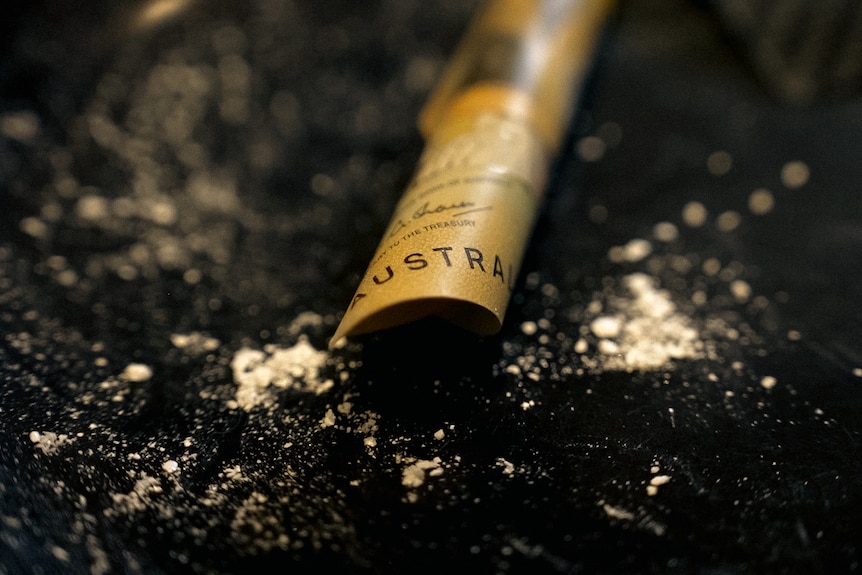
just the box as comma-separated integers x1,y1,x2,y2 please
2,1,862,574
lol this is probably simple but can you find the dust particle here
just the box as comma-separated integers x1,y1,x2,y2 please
230,334,332,411
652,221,679,243
120,363,153,382
590,316,622,339
706,150,733,175
748,188,775,215
780,161,810,189
716,210,741,232
681,201,708,227
401,458,442,489
577,135,606,162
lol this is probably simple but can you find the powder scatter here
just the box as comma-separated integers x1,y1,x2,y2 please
578,273,703,372
601,502,667,536
120,363,153,382
780,161,810,189
748,188,775,215
229,492,290,553
433,429,445,440
681,201,708,227
401,458,443,493
106,475,164,517
162,460,180,474
170,332,221,352
29,431,74,455
230,336,332,410
760,376,778,390
602,504,635,521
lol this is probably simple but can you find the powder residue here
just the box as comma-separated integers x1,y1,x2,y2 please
29,431,74,455
231,336,333,410
582,273,703,371
401,457,446,502
120,363,153,382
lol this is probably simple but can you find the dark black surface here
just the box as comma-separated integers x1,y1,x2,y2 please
2,1,862,574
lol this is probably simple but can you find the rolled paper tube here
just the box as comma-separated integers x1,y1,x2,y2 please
330,0,615,347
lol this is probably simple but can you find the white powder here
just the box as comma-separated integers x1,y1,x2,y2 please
496,458,516,475
320,408,336,428
716,210,742,232
590,316,622,339
648,474,671,495
170,332,221,352
730,280,752,303
603,504,635,521
748,188,775,215
0,110,40,142
28,431,74,455
230,336,332,410
120,363,153,382
780,161,810,189
706,150,733,176
652,221,679,243
681,201,708,227
229,492,290,552
579,273,703,372
608,238,652,263
106,475,164,516
760,376,777,389
401,458,443,489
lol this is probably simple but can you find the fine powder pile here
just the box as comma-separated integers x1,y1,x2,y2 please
581,272,702,371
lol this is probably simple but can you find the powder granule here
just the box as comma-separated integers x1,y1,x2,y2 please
120,363,153,382
590,316,622,339
401,458,442,489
